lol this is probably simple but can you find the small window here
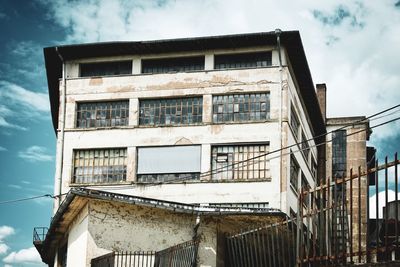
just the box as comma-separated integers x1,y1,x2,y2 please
80,61,132,77
76,101,129,128
214,51,272,70
73,148,127,184
211,144,270,180
290,106,300,139
290,155,300,190
137,146,201,183
212,93,270,123
141,56,205,74
139,97,202,126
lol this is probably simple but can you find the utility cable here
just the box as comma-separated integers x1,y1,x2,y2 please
0,193,67,205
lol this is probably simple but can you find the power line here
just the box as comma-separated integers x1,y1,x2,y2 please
0,193,66,205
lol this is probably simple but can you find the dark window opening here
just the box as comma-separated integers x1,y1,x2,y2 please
290,155,300,190
141,56,204,74
211,144,270,180
332,130,347,179
214,51,272,69
139,97,202,126
80,61,132,77
73,148,127,184
76,101,129,128
291,107,300,139
212,93,270,123
301,132,310,161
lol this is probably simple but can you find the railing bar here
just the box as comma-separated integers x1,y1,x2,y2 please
312,189,317,263
333,178,338,264
366,163,370,263
341,175,346,265
396,152,399,260
327,176,331,265
271,225,276,267
306,193,311,264
357,165,362,264
376,159,379,262
266,224,272,267
385,157,389,262
350,168,353,264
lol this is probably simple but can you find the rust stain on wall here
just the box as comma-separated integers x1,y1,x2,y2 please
89,78,103,86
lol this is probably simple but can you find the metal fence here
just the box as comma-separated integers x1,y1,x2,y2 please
226,153,400,266
91,239,199,267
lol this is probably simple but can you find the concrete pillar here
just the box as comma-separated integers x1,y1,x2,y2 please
205,53,214,70
201,144,211,180
132,57,141,74
203,94,213,124
129,98,139,126
127,146,137,182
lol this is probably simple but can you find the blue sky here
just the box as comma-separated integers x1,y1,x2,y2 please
0,0,399,266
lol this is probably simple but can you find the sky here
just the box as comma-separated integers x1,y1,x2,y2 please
0,0,399,266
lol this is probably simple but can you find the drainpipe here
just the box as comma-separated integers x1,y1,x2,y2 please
54,47,66,210
275,29,285,212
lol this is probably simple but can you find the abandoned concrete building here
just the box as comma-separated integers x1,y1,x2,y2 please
33,30,373,266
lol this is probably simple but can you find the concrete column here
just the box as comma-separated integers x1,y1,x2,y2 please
201,144,211,180
132,57,141,74
127,146,137,182
66,62,79,78
129,98,139,127
203,94,212,124
65,101,76,129
205,53,214,70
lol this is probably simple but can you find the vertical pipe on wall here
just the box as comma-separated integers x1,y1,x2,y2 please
54,47,66,209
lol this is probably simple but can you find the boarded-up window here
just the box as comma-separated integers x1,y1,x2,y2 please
73,148,127,184
141,56,204,74
214,51,272,69
76,101,129,128
212,93,270,123
139,97,202,126
80,61,132,77
211,144,270,180
137,146,201,182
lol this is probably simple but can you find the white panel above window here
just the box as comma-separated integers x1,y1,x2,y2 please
137,145,201,174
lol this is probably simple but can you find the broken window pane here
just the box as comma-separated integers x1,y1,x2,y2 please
139,97,202,126
214,51,272,69
211,144,270,180
73,148,127,184
212,93,270,123
76,101,129,128
142,56,205,74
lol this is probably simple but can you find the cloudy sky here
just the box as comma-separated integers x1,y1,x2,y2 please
0,0,399,266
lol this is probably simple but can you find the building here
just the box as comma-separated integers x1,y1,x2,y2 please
34,31,371,266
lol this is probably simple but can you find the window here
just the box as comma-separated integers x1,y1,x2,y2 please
301,174,311,207
76,101,129,128
73,148,127,184
290,155,300,190
80,61,132,77
141,56,204,74
211,144,270,180
139,97,202,126
311,157,317,179
137,146,201,183
332,130,347,179
290,107,300,139
301,132,310,161
214,51,272,69
212,93,270,123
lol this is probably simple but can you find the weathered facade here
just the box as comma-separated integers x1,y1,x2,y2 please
34,31,372,266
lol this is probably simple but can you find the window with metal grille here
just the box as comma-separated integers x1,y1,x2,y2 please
141,56,204,74
214,51,272,69
76,101,129,128
332,130,347,179
290,155,300,190
137,146,201,183
212,93,270,123
139,97,202,126
290,107,300,139
80,61,132,77
211,144,270,180
73,148,127,184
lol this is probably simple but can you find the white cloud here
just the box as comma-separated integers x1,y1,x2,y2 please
0,81,50,131
0,226,15,242
7,184,22,190
0,146,7,151
3,247,43,265
0,243,9,255
18,146,53,162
